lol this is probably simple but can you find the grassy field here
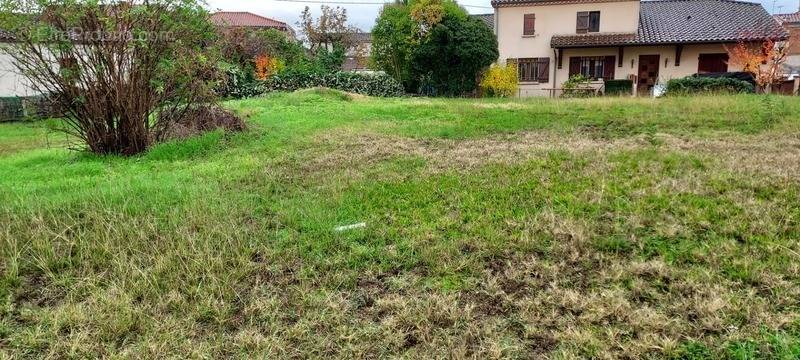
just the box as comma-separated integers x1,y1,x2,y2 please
2,90,800,358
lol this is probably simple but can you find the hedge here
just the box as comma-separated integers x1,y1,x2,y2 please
604,80,633,96
220,67,406,99
266,71,405,97
665,76,754,96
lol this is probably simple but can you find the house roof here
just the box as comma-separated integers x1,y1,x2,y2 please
774,12,800,24
353,32,371,42
210,11,289,30
551,0,788,48
472,13,495,29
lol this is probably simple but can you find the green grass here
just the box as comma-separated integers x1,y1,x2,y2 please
2,90,800,358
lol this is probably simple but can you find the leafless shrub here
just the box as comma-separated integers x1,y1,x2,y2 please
0,0,227,155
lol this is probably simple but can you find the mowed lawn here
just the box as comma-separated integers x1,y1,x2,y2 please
2,90,800,358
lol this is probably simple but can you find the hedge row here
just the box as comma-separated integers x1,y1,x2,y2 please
219,68,406,99
604,80,633,96
0,96,61,122
665,76,754,95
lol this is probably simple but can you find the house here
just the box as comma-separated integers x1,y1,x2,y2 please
342,32,372,72
774,11,800,75
491,0,788,97
210,11,296,39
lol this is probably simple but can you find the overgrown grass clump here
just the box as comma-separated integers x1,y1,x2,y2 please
1,92,800,358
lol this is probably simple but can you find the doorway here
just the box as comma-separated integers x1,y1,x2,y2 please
637,55,660,95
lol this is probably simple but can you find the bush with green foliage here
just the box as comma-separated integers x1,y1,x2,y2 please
604,79,633,96
561,74,595,98
480,63,518,97
665,76,754,95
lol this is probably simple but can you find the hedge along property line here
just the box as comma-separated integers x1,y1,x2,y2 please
664,76,755,96
220,70,407,99
0,96,61,122
604,80,633,96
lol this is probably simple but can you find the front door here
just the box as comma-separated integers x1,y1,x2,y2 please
637,55,660,95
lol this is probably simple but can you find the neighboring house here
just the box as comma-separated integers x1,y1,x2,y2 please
210,11,296,39
774,11,800,75
472,13,496,33
342,32,371,72
492,0,788,97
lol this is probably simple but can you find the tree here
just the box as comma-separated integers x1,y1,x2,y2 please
0,0,222,155
298,5,359,54
218,27,305,70
371,0,497,95
371,3,416,90
412,14,498,96
726,38,790,94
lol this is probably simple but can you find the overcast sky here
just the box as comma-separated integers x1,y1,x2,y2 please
205,0,800,32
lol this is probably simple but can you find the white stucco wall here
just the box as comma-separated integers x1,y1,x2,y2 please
0,48,40,97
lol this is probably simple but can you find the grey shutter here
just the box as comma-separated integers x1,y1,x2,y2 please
576,12,589,33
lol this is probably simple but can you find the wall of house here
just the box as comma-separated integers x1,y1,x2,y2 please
0,49,39,97
511,43,744,97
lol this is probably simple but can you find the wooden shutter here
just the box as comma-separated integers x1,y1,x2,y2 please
569,57,581,77
603,56,615,80
537,58,550,83
523,14,536,35
576,12,589,34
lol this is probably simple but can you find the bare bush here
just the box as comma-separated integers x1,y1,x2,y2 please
0,0,227,155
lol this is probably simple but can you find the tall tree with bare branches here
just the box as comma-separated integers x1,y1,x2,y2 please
298,5,359,54
0,0,222,155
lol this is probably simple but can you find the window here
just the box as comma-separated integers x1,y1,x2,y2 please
523,14,536,36
568,56,615,80
697,53,729,73
509,58,549,83
576,11,600,33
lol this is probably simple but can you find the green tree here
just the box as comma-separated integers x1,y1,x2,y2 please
371,0,497,95
412,14,498,96
371,3,416,90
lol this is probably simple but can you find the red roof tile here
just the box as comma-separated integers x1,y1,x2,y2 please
775,12,800,24
210,12,288,30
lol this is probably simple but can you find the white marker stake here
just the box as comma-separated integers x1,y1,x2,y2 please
334,222,367,232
